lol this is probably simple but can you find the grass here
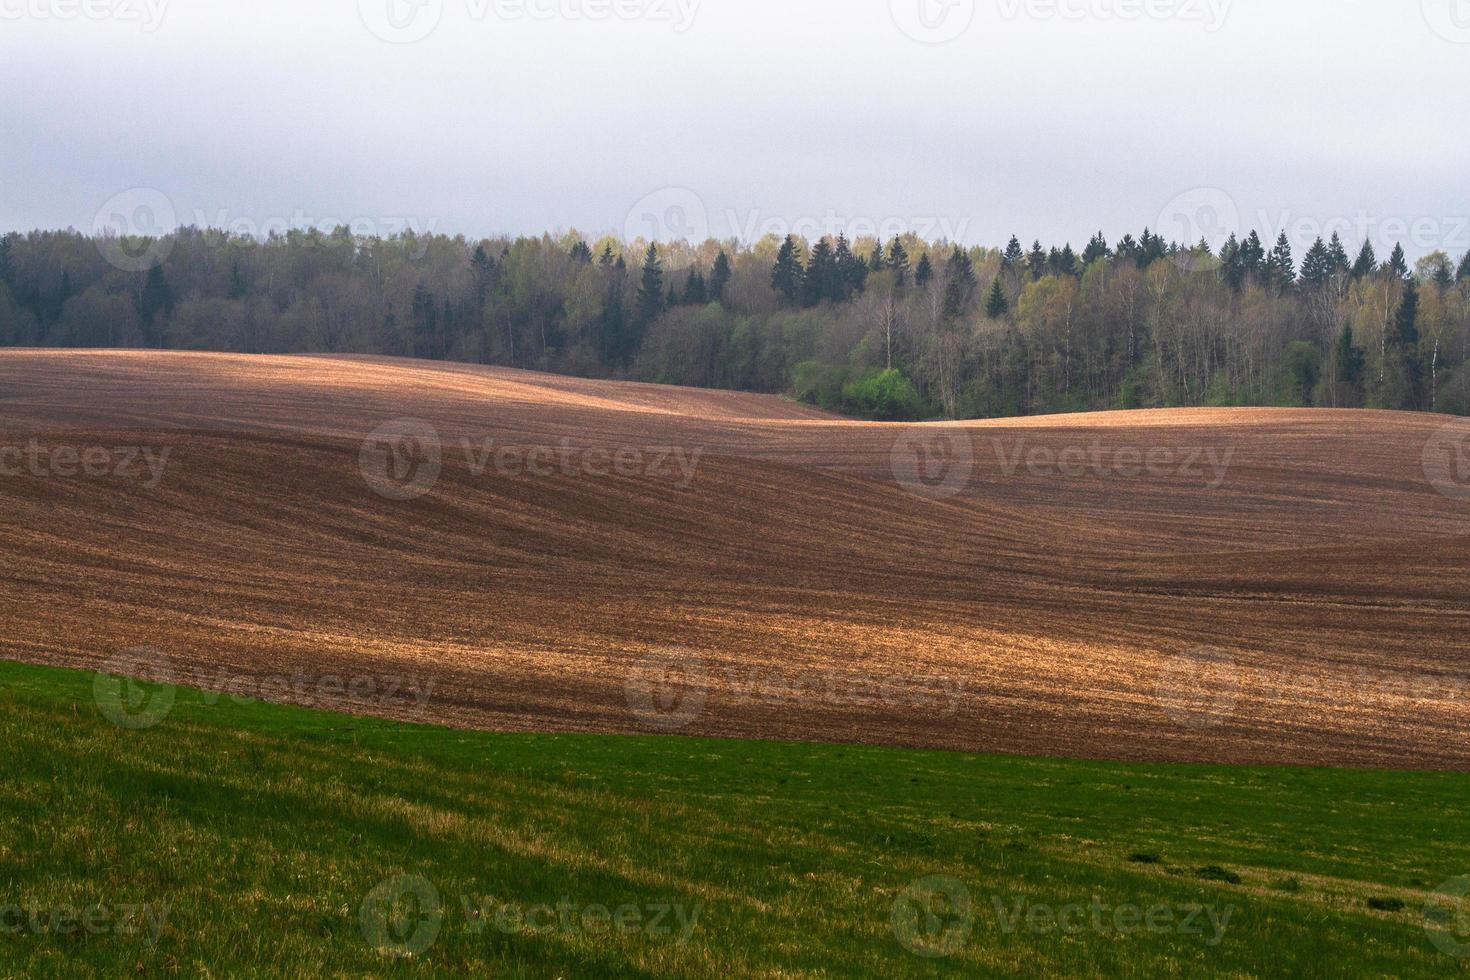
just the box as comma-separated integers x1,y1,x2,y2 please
0,659,1467,977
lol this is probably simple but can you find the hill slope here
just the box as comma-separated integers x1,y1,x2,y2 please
1,350,1468,768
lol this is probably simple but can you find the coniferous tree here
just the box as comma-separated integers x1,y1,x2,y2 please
836,235,867,295
708,250,731,302
803,237,836,307
1057,244,1079,277
1002,235,1025,272
1082,232,1110,266
1458,252,1470,283
1431,257,1454,290
1335,323,1365,388
1386,243,1409,279
887,237,910,287
771,235,804,304
1218,234,1243,290
1115,234,1141,266
941,246,976,319
635,243,665,333
1027,240,1047,280
868,240,886,277
1266,232,1295,292
1351,238,1378,279
683,268,707,305
1239,231,1266,281
984,277,1008,318
569,240,593,263
1385,276,1422,409
1300,238,1331,287
914,252,933,287
138,265,174,348
1327,232,1350,275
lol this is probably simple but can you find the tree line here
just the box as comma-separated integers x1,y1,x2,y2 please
2,224,1467,419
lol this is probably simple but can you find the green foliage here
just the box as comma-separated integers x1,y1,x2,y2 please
839,367,926,420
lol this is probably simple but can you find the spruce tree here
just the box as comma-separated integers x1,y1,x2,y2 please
1335,324,1365,386
138,265,174,348
635,243,665,329
914,252,934,287
1386,243,1409,279
708,250,731,302
1266,232,1295,292
1386,276,1422,409
1002,235,1025,271
1432,257,1454,290
1300,238,1331,287
770,235,804,304
569,240,593,263
887,237,910,287
984,277,1008,318
802,238,836,307
869,240,886,277
1027,240,1047,280
1459,252,1470,283
683,268,708,305
1115,234,1140,266
1058,244,1079,277
1351,238,1377,279
941,246,976,319
1327,232,1350,275
1082,232,1110,266
1239,232,1266,280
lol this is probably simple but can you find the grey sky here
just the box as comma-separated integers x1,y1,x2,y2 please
3,0,1468,259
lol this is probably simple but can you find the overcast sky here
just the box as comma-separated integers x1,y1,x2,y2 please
3,0,1468,258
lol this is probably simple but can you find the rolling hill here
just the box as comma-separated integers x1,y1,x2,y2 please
1,349,1467,769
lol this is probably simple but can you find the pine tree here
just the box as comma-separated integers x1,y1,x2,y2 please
914,252,933,287
1432,257,1454,290
1459,252,1470,283
836,236,866,295
1082,232,1110,266
1115,234,1141,266
569,240,593,263
708,250,731,302
635,243,665,330
1385,276,1422,409
597,243,616,268
1239,231,1266,280
869,241,886,277
1351,238,1377,279
1058,244,1079,277
1219,233,1242,288
1027,240,1047,280
770,235,804,304
984,277,1008,318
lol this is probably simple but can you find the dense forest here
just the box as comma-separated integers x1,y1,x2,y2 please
2,225,1468,419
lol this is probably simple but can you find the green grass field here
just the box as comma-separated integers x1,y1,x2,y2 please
0,659,1467,977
